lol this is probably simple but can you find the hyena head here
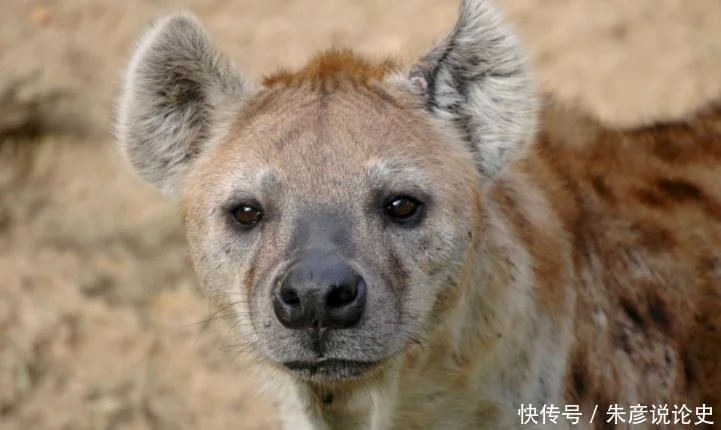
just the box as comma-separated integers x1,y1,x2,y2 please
116,0,536,384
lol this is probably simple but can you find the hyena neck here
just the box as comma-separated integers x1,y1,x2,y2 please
461,158,576,405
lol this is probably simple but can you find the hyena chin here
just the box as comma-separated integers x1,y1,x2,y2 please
115,0,721,428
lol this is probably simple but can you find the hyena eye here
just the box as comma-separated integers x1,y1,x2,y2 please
230,204,264,228
384,196,423,223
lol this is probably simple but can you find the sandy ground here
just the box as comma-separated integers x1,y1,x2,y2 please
1,0,720,429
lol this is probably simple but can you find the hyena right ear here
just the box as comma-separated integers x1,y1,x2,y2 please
115,12,256,198
408,0,537,180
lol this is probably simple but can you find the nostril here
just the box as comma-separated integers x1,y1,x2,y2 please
273,283,309,330
336,283,357,303
326,281,358,308
279,285,300,305
325,277,366,329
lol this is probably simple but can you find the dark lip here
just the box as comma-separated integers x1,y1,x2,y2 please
281,358,379,381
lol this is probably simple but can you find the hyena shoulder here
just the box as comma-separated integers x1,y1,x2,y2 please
495,98,721,419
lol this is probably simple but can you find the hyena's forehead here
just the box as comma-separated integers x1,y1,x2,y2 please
232,89,431,156
203,96,448,197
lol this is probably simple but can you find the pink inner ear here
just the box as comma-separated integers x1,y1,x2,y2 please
410,75,428,93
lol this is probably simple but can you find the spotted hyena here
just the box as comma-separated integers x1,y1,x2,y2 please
114,0,721,428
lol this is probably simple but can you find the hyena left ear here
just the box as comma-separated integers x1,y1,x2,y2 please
408,0,537,179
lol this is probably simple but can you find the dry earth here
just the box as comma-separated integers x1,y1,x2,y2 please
1,0,720,429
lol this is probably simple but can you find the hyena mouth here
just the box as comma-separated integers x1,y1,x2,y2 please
282,358,379,381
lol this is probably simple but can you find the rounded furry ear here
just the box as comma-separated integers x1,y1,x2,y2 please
409,0,538,179
115,11,256,198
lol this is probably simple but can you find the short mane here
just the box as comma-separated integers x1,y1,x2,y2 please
262,48,400,88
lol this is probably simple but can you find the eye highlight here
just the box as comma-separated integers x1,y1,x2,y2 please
230,204,264,228
384,196,423,223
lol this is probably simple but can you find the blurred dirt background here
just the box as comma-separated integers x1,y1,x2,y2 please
1,0,720,429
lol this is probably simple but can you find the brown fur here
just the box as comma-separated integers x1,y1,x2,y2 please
512,99,721,425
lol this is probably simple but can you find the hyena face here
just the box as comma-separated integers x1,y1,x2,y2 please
181,81,481,380
116,0,536,383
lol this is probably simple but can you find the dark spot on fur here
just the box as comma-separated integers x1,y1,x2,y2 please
620,297,645,330
682,352,697,388
613,330,632,353
704,256,721,274
570,362,587,400
632,224,675,250
272,127,302,149
656,178,703,202
0,210,12,233
322,392,334,404
387,250,409,292
593,396,615,430
652,136,683,162
640,179,721,220
591,175,614,202
636,189,666,207
0,403,15,417
647,295,672,332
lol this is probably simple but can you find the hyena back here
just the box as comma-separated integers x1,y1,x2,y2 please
115,0,721,428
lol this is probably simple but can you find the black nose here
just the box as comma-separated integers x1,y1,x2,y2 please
273,253,366,330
